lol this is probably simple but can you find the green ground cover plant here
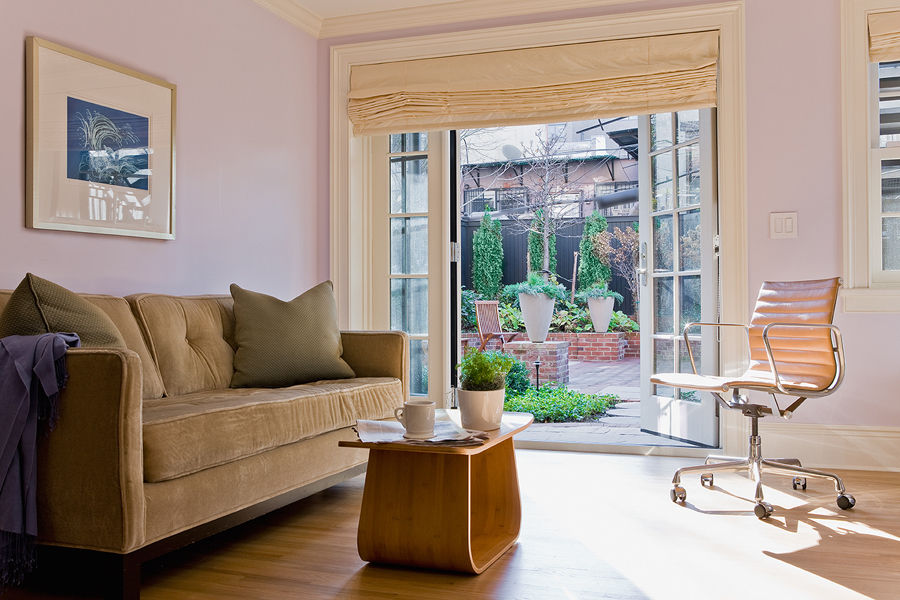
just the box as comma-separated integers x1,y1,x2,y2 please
504,385,617,422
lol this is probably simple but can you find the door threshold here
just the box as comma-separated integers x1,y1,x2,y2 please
514,439,718,458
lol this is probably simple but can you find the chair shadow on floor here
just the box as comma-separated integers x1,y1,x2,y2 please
674,476,900,600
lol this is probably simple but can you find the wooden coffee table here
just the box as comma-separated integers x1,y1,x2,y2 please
339,410,533,574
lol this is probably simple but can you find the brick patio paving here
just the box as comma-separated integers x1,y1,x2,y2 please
516,357,696,447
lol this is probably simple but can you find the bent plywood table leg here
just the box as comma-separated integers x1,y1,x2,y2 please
356,436,522,574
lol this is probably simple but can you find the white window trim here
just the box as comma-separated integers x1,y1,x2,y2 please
842,0,900,311
330,1,748,454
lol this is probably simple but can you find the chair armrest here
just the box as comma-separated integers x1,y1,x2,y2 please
681,322,750,374
37,348,145,553
341,331,410,399
760,322,845,394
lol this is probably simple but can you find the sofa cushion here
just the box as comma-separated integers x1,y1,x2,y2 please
0,273,125,347
230,281,355,388
128,294,236,396
0,290,166,398
141,377,401,482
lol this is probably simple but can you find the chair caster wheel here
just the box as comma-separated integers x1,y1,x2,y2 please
754,502,773,520
792,477,807,490
700,473,714,487
670,485,686,503
837,494,856,510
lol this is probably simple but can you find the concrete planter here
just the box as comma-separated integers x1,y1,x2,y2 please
586,296,615,333
518,292,554,343
457,388,505,431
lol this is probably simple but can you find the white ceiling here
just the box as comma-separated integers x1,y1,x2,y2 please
295,0,458,19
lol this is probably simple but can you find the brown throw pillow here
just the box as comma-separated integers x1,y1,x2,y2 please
0,273,125,347
230,281,355,388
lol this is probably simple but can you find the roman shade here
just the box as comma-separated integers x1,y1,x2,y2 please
869,11,900,62
348,30,719,136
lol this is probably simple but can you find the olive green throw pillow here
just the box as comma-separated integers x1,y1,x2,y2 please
230,281,355,388
0,273,125,347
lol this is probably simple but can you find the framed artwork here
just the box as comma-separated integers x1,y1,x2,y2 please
25,37,176,239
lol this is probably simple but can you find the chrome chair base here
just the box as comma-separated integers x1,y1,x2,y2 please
669,424,856,519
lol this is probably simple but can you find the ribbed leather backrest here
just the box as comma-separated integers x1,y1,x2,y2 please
128,294,236,396
747,278,840,391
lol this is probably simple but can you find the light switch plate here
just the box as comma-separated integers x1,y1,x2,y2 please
769,212,798,239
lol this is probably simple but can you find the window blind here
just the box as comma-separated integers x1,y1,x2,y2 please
347,30,719,135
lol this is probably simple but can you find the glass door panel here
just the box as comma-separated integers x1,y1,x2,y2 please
639,109,719,447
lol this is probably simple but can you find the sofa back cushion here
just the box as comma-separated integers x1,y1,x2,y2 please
128,294,236,396
0,289,167,399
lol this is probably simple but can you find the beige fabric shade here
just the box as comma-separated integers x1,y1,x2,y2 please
869,11,900,62
348,30,719,135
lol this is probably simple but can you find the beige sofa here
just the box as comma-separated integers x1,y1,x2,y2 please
0,290,408,599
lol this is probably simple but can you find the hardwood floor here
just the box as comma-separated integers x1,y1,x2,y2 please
13,450,900,599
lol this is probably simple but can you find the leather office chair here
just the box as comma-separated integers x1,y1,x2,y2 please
474,300,518,351
651,278,855,519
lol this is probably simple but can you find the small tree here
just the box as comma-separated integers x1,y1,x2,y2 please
472,212,504,298
577,210,611,290
528,208,557,274
593,225,640,319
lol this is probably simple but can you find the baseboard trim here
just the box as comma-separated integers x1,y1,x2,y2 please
758,422,900,472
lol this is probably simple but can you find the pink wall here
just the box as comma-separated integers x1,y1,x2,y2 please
0,0,323,298
320,0,900,427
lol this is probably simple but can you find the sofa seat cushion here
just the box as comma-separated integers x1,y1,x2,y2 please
142,377,401,482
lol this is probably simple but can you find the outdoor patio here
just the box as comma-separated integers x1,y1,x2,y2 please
515,357,697,447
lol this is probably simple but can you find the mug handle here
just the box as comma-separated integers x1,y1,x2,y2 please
394,407,405,427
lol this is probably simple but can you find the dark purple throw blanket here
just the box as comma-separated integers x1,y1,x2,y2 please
0,333,79,586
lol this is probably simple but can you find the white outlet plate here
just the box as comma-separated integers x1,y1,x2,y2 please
769,212,798,239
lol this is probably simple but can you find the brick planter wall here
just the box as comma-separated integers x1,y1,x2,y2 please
503,340,569,385
461,331,640,362
624,332,641,358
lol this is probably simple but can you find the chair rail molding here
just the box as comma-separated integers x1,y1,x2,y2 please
760,422,900,472
330,1,747,451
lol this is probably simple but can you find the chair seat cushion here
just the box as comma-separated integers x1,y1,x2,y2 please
650,370,827,393
142,377,401,482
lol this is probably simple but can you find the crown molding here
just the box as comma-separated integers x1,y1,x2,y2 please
252,0,323,37
253,0,647,39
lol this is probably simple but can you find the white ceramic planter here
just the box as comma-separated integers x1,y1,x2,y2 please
457,388,505,431
587,296,615,333
518,292,554,343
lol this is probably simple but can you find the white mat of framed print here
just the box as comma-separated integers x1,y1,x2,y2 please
26,37,176,239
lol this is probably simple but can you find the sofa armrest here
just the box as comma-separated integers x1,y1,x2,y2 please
37,348,145,553
341,330,409,400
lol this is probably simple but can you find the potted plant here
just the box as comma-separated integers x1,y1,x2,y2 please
503,272,565,343
576,284,624,333
457,348,516,430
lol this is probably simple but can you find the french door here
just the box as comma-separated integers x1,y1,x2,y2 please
638,109,719,447
371,132,451,406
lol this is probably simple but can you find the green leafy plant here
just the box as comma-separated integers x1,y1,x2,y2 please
457,349,517,391
575,284,624,305
472,212,504,298
609,310,640,332
503,272,566,302
550,301,593,333
577,211,611,290
498,302,524,332
504,385,617,422
504,356,532,397
460,287,481,331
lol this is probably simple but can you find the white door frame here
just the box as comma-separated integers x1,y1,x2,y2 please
330,2,748,453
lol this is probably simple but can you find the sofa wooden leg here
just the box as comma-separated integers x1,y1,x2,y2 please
106,553,141,600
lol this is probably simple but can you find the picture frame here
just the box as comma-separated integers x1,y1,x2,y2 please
25,37,176,240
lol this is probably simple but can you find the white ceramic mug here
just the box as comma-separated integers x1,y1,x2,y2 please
394,400,435,439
